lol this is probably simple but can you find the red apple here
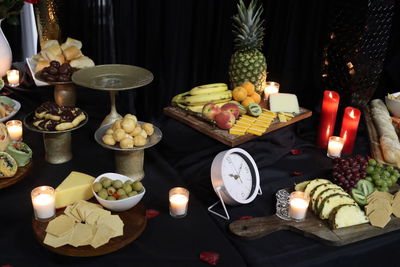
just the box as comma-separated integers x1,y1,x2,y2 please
202,103,221,120
215,111,236,129
221,103,240,119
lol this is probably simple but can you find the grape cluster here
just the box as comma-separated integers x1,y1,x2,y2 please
365,159,400,192
331,155,368,192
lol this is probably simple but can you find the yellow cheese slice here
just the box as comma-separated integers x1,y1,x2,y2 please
230,125,247,131
247,129,263,136
240,115,257,122
278,114,287,122
236,120,251,127
229,130,246,136
253,121,270,128
55,172,95,208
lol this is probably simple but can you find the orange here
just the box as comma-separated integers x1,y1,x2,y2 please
232,86,247,101
250,92,261,104
242,81,255,96
241,97,255,107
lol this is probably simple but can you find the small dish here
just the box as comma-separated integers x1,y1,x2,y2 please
92,172,145,212
385,92,400,117
0,99,21,122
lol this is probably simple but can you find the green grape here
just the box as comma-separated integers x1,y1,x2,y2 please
381,186,389,192
387,166,394,172
377,163,383,168
381,181,388,187
368,159,377,166
383,171,391,178
372,173,381,181
365,176,373,182
365,166,375,174
375,179,383,186
393,170,400,177
390,175,397,183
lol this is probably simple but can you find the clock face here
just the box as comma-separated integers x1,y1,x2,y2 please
221,152,255,202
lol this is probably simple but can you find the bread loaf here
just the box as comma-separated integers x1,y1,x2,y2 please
61,37,82,51
35,60,50,72
40,40,60,50
70,56,95,69
370,99,400,166
63,46,82,61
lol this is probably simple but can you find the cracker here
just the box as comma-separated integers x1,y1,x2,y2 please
85,209,111,225
68,223,95,247
90,224,115,248
97,215,124,238
44,229,73,248
392,201,400,218
367,191,393,202
368,209,391,228
46,214,76,237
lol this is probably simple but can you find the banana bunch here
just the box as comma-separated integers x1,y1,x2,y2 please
172,83,232,113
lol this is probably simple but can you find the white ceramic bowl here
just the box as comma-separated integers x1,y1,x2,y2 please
385,92,400,118
92,172,145,212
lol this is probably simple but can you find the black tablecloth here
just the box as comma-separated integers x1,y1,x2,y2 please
1,80,399,267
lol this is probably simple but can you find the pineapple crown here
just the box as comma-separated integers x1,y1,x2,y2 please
232,0,265,52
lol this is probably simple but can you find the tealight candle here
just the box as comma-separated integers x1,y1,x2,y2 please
289,191,309,221
263,82,280,100
6,120,23,141
169,187,189,218
31,186,56,221
6,69,19,87
327,136,344,158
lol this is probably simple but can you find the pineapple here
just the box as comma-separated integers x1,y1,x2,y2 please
229,0,267,94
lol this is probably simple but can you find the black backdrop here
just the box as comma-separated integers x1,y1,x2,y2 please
4,0,400,122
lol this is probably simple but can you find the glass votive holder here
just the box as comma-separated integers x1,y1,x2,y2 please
289,191,310,221
31,186,56,221
169,187,189,218
327,136,344,158
6,69,20,87
264,81,280,100
6,120,23,142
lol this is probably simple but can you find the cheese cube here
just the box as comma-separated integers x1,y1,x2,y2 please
269,93,300,113
55,172,95,208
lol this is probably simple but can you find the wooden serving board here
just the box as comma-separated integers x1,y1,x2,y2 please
32,202,147,257
0,161,32,190
229,210,400,246
163,106,312,147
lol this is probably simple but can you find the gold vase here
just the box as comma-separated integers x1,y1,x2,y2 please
34,0,63,44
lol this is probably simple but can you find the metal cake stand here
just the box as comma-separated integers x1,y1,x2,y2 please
35,72,77,107
94,123,162,180
71,64,153,127
24,112,88,164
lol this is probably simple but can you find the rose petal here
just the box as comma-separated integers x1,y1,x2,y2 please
200,252,220,265
291,171,304,176
290,149,302,155
146,209,160,219
238,216,253,221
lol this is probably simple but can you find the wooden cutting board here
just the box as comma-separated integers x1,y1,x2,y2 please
32,202,147,257
229,210,400,246
163,106,312,147
0,161,32,190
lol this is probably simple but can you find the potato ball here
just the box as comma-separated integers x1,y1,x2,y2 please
124,114,137,124
121,118,136,133
139,129,148,139
102,134,116,146
134,136,147,146
131,126,142,137
105,128,114,135
112,119,122,130
113,128,126,142
142,123,154,135
120,137,134,149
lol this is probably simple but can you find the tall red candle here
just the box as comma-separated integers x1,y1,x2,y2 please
317,90,340,148
340,107,361,155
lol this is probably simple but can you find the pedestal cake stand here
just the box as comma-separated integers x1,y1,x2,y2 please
71,64,153,127
24,112,88,164
94,123,162,180
35,72,77,107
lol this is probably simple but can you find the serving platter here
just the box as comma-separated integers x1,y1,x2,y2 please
32,202,147,257
25,57,49,87
0,99,21,122
0,161,32,190
163,106,312,147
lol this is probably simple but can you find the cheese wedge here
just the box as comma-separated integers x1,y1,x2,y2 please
55,172,95,208
269,93,300,113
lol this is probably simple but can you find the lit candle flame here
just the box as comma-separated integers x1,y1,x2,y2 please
329,92,333,98
349,109,355,119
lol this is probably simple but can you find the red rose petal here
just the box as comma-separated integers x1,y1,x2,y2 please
238,216,253,221
291,171,304,176
146,209,160,219
200,252,220,265
290,149,302,155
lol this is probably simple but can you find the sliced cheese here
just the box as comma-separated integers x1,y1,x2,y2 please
55,171,95,208
278,114,287,122
240,115,257,122
247,129,263,136
269,93,300,113
236,120,251,127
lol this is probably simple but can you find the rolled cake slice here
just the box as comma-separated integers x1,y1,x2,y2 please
0,152,17,178
6,142,32,167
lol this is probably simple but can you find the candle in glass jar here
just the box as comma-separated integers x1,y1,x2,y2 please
169,187,189,218
317,90,340,148
340,107,361,155
289,191,309,221
327,136,344,158
6,120,23,141
6,70,19,87
263,82,280,100
31,186,56,221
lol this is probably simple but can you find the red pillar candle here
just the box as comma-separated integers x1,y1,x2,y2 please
340,107,361,155
317,90,340,148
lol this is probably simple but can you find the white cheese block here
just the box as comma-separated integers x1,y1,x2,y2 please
55,171,95,208
269,93,300,113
